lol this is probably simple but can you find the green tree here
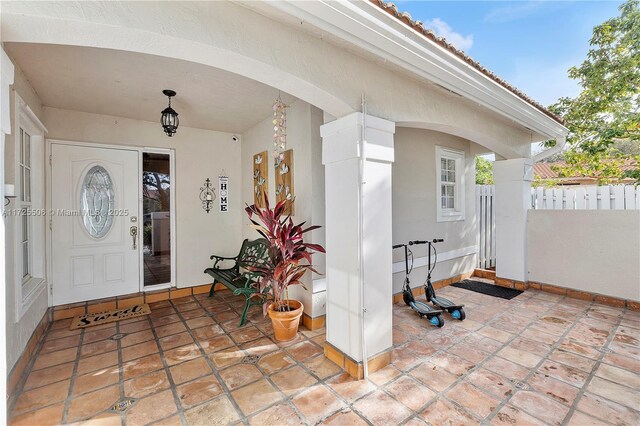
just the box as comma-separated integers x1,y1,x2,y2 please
546,0,640,184
610,138,640,157
475,156,494,185
551,0,639,153
554,150,634,183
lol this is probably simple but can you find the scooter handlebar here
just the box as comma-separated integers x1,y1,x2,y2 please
392,244,404,249
409,239,444,245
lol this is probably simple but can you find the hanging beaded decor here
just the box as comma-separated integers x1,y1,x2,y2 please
272,95,288,160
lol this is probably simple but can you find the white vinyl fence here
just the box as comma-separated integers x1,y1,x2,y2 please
531,185,640,210
476,184,639,268
476,185,496,269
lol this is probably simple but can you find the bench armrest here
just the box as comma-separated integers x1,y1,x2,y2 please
209,254,238,269
210,255,237,261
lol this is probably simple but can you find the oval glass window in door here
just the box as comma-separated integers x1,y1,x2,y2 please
80,165,115,238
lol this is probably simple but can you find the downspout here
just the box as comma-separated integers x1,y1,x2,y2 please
359,95,368,379
533,136,566,163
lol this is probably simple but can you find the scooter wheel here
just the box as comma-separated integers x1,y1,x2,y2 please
451,308,466,321
429,315,445,328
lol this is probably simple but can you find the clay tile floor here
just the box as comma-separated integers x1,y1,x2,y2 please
7,286,640,425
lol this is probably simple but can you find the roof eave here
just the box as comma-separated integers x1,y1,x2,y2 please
264,0,569,142
372,0,564,125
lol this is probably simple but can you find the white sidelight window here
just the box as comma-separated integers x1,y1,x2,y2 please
436,146,465,222
14,94,47,320
18,128,31,281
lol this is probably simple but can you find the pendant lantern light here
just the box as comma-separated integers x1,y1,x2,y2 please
160,89,179,137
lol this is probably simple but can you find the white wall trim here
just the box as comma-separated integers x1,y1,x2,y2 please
392,245,476,274
143,283,172,292
17,97,48,134
312,278,326,293
18,277,46,314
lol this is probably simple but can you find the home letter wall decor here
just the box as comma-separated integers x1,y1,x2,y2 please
253,151,268,208
275,149,294,215
219,175,228,213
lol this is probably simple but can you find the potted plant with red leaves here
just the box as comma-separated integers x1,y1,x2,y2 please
245,197,325,341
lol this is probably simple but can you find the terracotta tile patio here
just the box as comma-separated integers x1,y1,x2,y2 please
7,285,640,425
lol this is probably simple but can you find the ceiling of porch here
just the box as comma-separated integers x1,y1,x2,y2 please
4,42,296,134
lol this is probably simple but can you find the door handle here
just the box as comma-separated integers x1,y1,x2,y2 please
130,226,138,250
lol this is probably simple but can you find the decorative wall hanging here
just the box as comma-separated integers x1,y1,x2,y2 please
253,151,268,208
275,149,294,215
199,178,215,213
272,95,288,160
219,174,229,213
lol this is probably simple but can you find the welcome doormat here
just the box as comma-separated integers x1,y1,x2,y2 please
70,304,151,330
451,280,523,300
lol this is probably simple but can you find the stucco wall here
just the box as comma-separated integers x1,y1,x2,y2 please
392,127,477,294
240,100,326,316
5,63,49,372
42,107,243,290
1,1,540,159
528,210,640,301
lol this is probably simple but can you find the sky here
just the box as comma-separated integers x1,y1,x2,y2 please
394,0,624,107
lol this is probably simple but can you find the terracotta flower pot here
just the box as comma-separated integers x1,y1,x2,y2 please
267,299,304,342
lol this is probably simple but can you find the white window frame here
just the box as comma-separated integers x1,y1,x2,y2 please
436,146,465,222
18,128,32,283
14,93,47,321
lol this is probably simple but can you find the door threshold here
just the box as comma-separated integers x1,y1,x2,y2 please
143,283,173,292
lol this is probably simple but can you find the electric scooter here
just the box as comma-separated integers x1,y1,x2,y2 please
393,242,445,327
410,239,466,321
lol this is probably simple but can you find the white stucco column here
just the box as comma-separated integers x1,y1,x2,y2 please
320,112,395,373
494,158,532,283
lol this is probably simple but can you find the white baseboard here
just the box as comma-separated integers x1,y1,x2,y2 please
392,245,476,274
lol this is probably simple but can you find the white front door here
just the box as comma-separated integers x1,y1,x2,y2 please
51,143,140,305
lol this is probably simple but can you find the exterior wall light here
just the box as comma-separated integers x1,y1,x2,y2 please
160,89,179,137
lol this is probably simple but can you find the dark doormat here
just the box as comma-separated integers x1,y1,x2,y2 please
70,304,151,330
451,280,523,300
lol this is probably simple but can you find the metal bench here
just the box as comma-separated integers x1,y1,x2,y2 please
204,238,270,326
